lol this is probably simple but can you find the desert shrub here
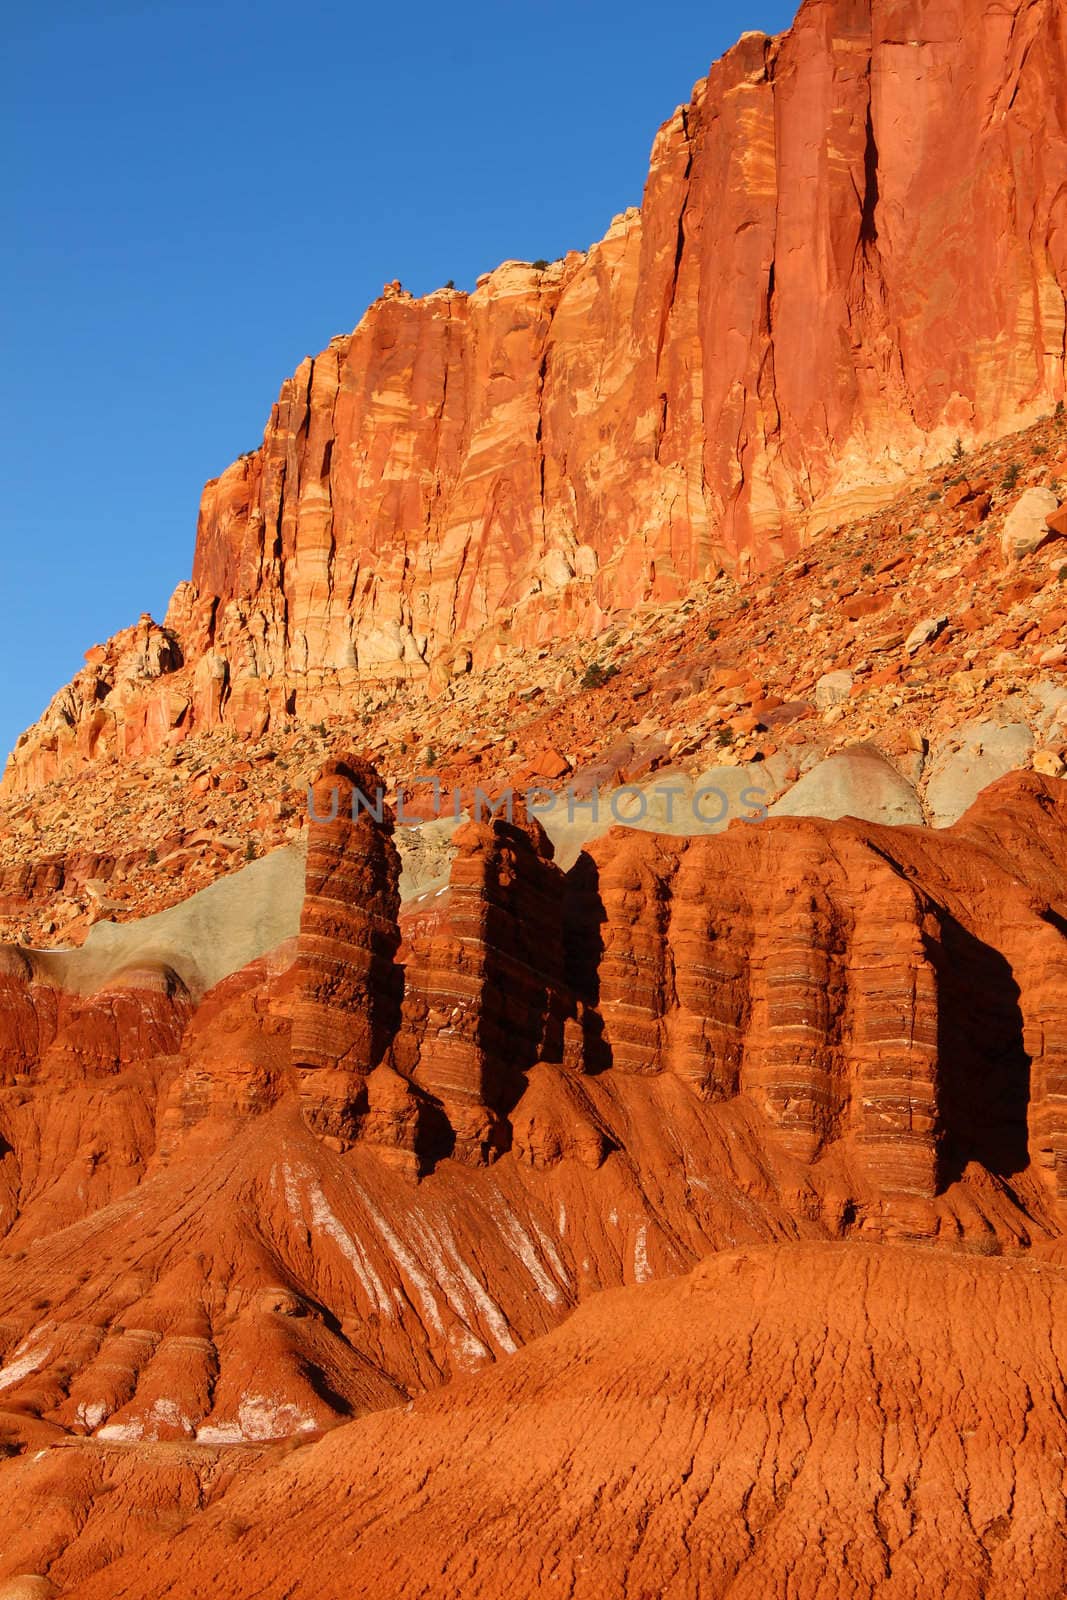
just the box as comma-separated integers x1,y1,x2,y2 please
581,661,619,691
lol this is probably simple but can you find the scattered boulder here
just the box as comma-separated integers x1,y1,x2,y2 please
1033,748,1067,779
528,747,572,781
815,670,853,710
1000,488,1060,561
904,615,948,655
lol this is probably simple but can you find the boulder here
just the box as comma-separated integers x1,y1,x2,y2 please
1001,488,1060,560
1033,748,1067,778
815,670,853,710
904,615,948,655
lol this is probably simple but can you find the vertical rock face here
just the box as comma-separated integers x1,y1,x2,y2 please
395,804,566,1164
1023,922,1067,1198
288,759,402,1145
7,0,1067,792
741,866,847,1167
550,775,1067,1221
844,862,941,1201
264,761,1067,1224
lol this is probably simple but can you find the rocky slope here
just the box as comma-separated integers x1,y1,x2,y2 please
56,1243,1067,1600
3,410,1067,948
1,759,1067,1592
5,0,1067,797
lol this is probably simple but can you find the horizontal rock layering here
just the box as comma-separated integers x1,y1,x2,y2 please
1,765,1066,1467
6,0,1067,792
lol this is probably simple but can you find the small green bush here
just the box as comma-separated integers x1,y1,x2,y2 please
581,661,619,691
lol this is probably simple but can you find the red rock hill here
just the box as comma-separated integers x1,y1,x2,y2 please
5,0,1067,793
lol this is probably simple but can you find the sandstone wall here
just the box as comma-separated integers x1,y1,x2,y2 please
6,0,1067,792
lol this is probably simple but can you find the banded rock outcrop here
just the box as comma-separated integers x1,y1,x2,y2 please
0,766,1064,1557
176,756,1067,1233
7,0,1067,793
394,804,568,1165
278,762,1067,1224
287,759,402,1146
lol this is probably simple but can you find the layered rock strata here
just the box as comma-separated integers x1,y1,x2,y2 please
7,0,1067,794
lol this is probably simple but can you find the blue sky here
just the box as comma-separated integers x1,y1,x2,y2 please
2,0,795,765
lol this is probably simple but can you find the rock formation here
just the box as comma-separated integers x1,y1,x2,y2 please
0,774,1065,1590
6,0,1067,794
56,1243,1067,1600
287,758,402,1146
3,1,1067,1591
394,802,567,1164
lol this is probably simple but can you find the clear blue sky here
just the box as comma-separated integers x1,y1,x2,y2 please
2,0,795,765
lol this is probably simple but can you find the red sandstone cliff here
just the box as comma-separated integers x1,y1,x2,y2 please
6,0,1067,793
